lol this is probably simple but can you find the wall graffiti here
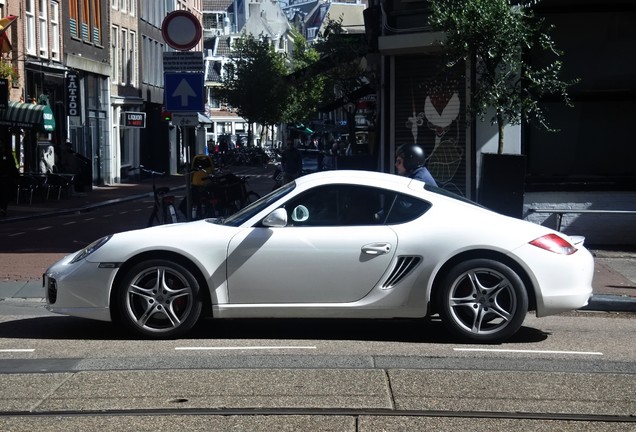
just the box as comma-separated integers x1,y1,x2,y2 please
423,83,464,194
394,57,466,196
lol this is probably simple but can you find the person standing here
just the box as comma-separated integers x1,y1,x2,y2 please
0,145,19,217
281,138,303,184
395,144,438,186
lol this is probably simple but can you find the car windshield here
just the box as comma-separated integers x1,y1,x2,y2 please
212,181,296,227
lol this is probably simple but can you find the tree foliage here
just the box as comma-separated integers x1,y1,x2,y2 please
313,18,370,145
283,29,325,125
428,0,577,153
217,34,288,136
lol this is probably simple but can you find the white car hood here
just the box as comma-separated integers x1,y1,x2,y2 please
84,220,236,263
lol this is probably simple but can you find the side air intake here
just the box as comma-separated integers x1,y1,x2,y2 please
381,256,422,289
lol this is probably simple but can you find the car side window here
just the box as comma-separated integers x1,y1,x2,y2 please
285,185,391,226
385,193,431,224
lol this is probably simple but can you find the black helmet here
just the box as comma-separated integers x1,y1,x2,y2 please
396,144,426,171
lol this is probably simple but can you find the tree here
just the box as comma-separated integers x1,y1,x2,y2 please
313,18,370,148
428,0,577,154
217,35,288,145
283,29,325,126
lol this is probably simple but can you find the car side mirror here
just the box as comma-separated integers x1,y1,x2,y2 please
262,208,288,227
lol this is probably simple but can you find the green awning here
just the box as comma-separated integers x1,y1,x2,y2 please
0,101,56,132
288,123,314,135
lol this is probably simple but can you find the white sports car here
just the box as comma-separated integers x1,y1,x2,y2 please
44,170,594,343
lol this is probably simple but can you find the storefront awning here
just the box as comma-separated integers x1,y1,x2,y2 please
0,101,56,132
198,113,212,124
288,123,314,135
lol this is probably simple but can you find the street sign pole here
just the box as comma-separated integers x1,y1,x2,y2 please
161,10,203,222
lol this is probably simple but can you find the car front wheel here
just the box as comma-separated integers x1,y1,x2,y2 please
438,259,528,343
116,259,203,339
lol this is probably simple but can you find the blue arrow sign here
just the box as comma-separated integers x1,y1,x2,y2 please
164,73,204,112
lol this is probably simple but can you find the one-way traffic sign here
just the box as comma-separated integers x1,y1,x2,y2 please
164,73,204,112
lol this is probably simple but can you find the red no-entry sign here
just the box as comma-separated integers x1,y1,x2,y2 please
161,10,202,51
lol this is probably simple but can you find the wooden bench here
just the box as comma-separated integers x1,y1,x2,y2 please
529,208,636,231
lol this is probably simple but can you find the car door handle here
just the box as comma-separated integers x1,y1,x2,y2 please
362,243,391,255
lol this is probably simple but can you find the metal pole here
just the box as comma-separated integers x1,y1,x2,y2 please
182,123,193,221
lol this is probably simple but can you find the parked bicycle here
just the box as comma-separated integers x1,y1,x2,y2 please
181,171,260,220
271,165,284,190
130,166,178,226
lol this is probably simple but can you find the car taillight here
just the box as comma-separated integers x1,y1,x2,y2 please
530,234,577,255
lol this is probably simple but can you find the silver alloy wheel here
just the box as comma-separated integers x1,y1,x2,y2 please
119,260,201,338
439,259,528,342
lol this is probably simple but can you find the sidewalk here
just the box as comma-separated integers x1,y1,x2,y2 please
0,174,634,312
1,174,188,223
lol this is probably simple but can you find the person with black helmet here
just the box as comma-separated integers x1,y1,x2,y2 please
395,144,438,186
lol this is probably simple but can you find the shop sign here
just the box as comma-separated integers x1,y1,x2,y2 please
123,111,146,128
66,72,81,117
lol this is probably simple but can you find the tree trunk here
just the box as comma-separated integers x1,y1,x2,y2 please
497,111,505,154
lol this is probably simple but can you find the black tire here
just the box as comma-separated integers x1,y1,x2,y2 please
437,258,528,343
116,259,203,339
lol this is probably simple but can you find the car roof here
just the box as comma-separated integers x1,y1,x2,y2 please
296,170,414,189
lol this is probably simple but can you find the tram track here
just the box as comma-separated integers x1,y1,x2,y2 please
1,407,634,423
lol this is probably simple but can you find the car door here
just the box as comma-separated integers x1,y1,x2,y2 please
226,184,399,304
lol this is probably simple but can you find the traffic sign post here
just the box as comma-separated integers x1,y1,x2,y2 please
171,113,199,126
161,10,204,220
164,73,204,112
161,10,202,51
163,51,204,73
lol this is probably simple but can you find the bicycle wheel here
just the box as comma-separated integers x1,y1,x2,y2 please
163,203,179,224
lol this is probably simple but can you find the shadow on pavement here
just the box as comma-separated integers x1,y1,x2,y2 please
0,315,548,344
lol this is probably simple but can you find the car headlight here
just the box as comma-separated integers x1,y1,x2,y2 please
69,235,112,264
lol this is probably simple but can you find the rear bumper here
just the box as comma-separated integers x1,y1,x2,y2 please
512,243,594,317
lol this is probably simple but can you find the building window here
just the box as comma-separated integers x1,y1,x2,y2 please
129,0,136,16
38,0,48,56
121,28,127,84
69,0,78,38
91,0,101,45
72,0,101,44
80,0,90,41
142,36,147,84
111,26,119,83
26,0,36,54
154,41,160,86
51,1,60,60
140,37,164,87
129,31,136,86
120,0,126,14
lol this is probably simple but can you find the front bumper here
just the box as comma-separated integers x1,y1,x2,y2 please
44,254,117,322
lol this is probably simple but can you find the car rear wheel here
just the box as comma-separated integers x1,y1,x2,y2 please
438,258,528,343
116,259,203,339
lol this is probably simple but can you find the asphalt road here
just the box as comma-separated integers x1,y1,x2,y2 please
1,302,635,430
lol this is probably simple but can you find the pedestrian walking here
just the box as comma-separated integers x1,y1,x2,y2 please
281,138,303,184
0,144,19,217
